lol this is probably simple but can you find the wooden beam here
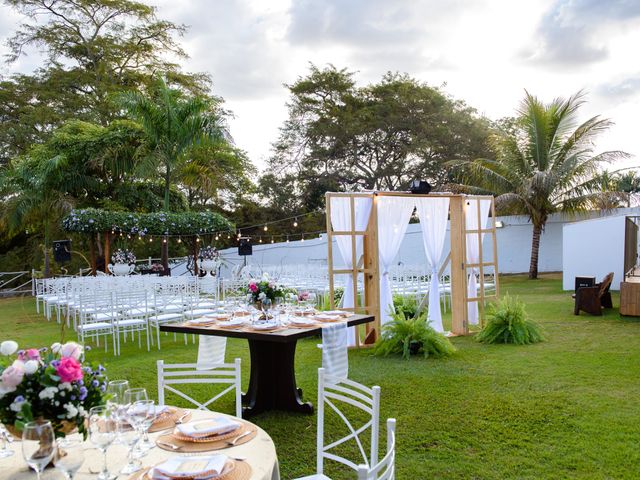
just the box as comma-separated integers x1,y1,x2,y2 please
449,196,467,335
363,195,380,344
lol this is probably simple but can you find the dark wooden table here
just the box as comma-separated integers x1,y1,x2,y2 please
160,314,374,417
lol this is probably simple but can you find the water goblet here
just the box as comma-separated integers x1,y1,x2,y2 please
123,387,148,405
54,437,84,480
118,413,141,475
0,424,14,458
129,399,156,452
21,420,55,480
89,405,117,480
107,380,129,403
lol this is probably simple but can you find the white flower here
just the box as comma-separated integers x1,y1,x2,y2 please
51,342,62,354
24,360,39,375
59,382,72,391
258,292,267,301
77,405,87,418
60,342,83,360
64,403,78,419
261,273,269,282
0,341,18,356
39,386,58,400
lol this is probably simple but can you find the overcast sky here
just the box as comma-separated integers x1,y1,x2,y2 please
1,0,639,171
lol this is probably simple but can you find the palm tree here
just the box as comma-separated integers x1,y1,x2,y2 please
453,91,628,279
119,78,224,266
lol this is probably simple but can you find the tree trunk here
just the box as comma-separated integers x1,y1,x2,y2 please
193,238,199,276
89,236,96,276
104,232,111,274
529,223,543,279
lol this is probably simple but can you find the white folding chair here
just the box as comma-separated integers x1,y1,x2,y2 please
295,368,381,480
157,358,242,417
357,419,396,480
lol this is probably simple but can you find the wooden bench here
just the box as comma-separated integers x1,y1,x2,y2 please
573,272,614,316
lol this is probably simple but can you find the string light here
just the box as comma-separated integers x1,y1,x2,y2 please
127,234,131,239
149,237,153,243
196,237,201,243
293,217,298,228
286,235,290,243
271,236,274,244
263,225,268,232
301,234,305,242
215,235,219,241
177,237,182,243
259,237,263,243
163,238,167,244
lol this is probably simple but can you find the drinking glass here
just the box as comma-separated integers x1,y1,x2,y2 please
107,380,129,403
89,405,117,480
123,387,147,405
0,424,14,458
54,438,84,480
21,420,55,480
129,399,156,452
118,413,141,475
307,291,317,309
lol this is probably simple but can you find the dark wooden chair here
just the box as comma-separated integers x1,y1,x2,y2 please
573,272,614,315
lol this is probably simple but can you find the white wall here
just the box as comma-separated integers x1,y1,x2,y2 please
562,215,627,291
217,207,640,282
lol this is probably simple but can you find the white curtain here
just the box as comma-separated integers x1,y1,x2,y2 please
415,197,450,333
377,197,416,326
465,198,492,325
196,336,227,370
330,195,373,345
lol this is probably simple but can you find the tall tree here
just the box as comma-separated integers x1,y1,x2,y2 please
452,91,628,279
265,65,492,212
0,0,209,164
119,77,225,267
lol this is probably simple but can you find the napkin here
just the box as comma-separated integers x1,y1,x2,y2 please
290,317,316,325
315,314,340,322
151,455,228,480
188,317,217,325
324,310,353,317
251,321,278,330
217,318,246,327
176,417,241,438
205,313,232,320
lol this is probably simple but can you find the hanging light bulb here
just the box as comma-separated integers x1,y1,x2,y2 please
271,236,274,244
120,232,123,237
127,234,131,239
163,238,167,244
149,237,153,243
259,237,263,243
286,235,290,243
177,237,182,243
293,217,298,228
215,235,219,241
301,234,305,242
196,236,201,243
263,225,268,232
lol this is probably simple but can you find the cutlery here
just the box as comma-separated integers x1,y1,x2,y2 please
157,440,183,451
174,411,190,424
227,430,252,446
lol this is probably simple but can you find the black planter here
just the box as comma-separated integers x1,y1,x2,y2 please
409,340,422,356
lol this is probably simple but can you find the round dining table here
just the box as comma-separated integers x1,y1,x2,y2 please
1,409,280,480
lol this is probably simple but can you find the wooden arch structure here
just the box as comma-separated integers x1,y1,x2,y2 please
325,191,499,346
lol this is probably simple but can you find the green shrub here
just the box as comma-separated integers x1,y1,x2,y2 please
476,294,544,345
392,294,419,319
373,311,456,360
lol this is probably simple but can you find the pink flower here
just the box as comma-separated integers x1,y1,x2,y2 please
60,342,83,360
1,360,25,392
56,357,83,383
249,283,258,293
25,349,40,361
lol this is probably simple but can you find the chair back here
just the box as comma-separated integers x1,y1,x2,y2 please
599,272,614,297
357,419,396,480
317,368,381,475
157,358,242,417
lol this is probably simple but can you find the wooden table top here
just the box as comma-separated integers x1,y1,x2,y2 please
160,314,375,343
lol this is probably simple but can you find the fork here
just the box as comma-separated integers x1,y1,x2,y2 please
174,411,190,424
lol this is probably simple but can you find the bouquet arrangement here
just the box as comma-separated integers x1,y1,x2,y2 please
111,248,136,265
198,245,220,262
247,273,285,304
0,340,108,438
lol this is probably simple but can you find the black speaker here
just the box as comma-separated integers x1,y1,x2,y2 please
238,237,252,256
53,240,71,263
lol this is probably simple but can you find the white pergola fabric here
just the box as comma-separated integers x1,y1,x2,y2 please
465,198,492,325
377,196,416,326
330,195,373,345
415,197,450,333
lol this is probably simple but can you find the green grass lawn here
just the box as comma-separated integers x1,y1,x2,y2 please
1,274,639,479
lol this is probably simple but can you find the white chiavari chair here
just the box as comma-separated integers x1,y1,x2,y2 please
357,419,396,480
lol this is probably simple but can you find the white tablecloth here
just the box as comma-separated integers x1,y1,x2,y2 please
1,409,280,480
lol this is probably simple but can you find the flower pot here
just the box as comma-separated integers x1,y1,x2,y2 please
409,340,422,356
108,262,134,276
5,419,77,440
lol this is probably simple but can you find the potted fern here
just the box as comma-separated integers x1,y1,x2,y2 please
476,294,544,345
373,311,456,360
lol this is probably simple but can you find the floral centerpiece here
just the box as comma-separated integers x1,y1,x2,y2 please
111,248,136,265
0,340,108,439
198,245,220,262
246,274,285,309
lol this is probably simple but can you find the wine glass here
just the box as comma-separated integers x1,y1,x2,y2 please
0,424,14,458
107,380,129,403
307,291,317,310
118,412,141,475
89,405,117,480
21,420,55,480
54,438,84,480
123,387,147,405
129,399,156,452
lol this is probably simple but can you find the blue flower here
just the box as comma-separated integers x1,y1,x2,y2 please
14,395,25,403
92,379,99,388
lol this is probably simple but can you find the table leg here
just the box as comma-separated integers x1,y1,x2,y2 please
242,339,313,417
